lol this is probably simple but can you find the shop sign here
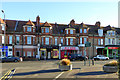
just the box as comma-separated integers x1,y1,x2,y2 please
61,47,79,50
108,47,118,49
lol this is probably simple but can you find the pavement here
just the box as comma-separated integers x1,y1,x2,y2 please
1,59,119,80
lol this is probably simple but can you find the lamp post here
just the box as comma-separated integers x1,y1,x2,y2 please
1,10,6,57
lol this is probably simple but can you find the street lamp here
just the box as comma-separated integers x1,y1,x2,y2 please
1,10,6,57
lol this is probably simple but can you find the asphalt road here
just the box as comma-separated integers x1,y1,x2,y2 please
1,59,119,80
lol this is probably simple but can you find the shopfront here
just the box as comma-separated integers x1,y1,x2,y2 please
1,46,8,57
40,48,47,60
103,46,119,58
60,46,79,59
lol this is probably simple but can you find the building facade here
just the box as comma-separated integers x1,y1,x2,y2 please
0,16,120,59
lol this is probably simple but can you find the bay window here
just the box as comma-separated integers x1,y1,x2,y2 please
70,30,73,34
70,38,73,45
27,36,31,44
9,36,12,44
16,36,20,44
45,37,49,45
45,28,49,33
27,27,31,32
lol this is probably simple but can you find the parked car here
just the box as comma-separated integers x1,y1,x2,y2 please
1,56,21,62
68,54,87,61
93,55,109,60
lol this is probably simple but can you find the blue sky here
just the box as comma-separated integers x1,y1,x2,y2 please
1,1,118,27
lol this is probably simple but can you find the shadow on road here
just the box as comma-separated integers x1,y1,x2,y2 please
75,71,113,76
13,69,61,76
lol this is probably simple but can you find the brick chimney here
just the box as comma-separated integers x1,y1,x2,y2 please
36,15,40,27
95,21,101,27
70,19,75,27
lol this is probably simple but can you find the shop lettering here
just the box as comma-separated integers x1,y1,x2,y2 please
108,47,118,49
61,47,79,50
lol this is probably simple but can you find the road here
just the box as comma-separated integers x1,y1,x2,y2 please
1,59,119,80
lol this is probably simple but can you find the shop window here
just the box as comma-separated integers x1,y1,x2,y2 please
27,52,31,57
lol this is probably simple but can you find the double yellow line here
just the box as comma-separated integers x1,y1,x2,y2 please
0,69,15,80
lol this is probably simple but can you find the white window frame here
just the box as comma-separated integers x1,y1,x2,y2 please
27,36,31,44
70,30,73,34
55,38,57,45
45,28,49,33
45,37,49,45
27,51,31,57
16,36,20,44
2,36,4,44
84,29,87,33
80,29,82,33
9,36,12,44
80,37,82,44
27,27,31,32
70,38,73,45
98,39,101,45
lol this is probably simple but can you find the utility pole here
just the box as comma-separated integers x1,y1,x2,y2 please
1,10,6,57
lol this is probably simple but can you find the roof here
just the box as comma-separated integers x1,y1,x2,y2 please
0,18,4,24
26,20,35,26
42,21,52,27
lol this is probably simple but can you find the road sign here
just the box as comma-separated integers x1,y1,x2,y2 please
85,42,91,47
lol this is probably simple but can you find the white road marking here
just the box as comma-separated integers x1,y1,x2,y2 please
53,72,64,80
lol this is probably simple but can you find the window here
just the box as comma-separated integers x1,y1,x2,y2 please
24,36,25,44
42,37,44,45
70,38,73,45
61,38,63,44
45,37,49,45
23,52,26,56
2,36,4,44
27,27,31,32
42,28,44,33
27,36,31,44
98,39,101,45
84,29,87,33
80,29,82,33
33,28,35,32
45,28,49,33
33,37,35,44
9,36,12,44
24,27,25,32
108,39,110,44
101,39,103,45
55,38,57,45
27,52,31,57
66,30,68,34
80,37,82,44
66,38,68,45
2,24,4,30
84,37,87,44
33,52,35,57
16,36,19,44
109,32,111,36
70,30,73,34
112,31,114,36
112,39,114,44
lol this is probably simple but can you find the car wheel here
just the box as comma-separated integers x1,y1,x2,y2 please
14,60,18,62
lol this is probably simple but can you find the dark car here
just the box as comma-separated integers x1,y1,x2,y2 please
68,54,87,61
1,56,21,62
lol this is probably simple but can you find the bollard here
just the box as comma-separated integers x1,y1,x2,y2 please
92,58,94,65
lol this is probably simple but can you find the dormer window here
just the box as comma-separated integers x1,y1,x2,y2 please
84,29,87,33
80,29,82,33
45,28,49,33
27,27,31,32
70,30,73,34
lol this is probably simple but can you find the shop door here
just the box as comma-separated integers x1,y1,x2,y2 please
61,51,64,59
41,51,46,60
